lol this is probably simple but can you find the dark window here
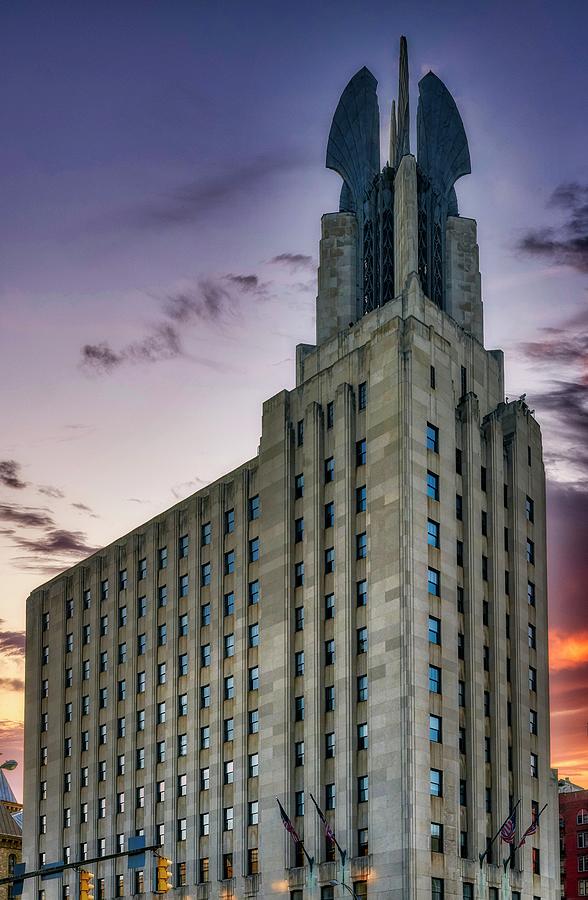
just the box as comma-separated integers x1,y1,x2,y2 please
201,602,210,625
429,665,441,693
325,640,335,665
356,485,367,513
249,579,260,605
481,510,487,535
427,567,440,596
326,401,334,429
427,519,440,547
249,536,260,562
482,555,488,581
427,470,439,500
432,878,444,900
456,493,463,520
426,423,439,452
325,546,335,573
430,365,436,389
325,456,335,482
455,447,462,474
295,651,304,676
295,696,305,721
460,365,467,397
428,616,441,645
178,534,189,558
356,532,367,559
225,508,235,534
431,822,444,853
430,769,443,797
357,579,367,606
358,381,367,410
325,593,335,619
249,495,260,521
295,473,304,498
294,562,304,588
356,439,367,466
503,483,509,507
481,466,487,492
357,675,368,702
528,581,536,606
457,540,464,566
295,605,304,631
294,517,304,544
201,522,211,546
357,722,368,750
527,539,535,564
297,419,304,446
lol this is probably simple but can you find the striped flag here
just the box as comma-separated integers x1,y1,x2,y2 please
311,794,335,843
500,808,517,844
277,799,300,844
517,803,547,849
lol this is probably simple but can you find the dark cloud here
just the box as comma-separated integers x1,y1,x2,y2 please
0,678,25,692
546,480,588,635
38,485,65,499
10,529,99,557
119,152,309,230
0,504,54,528
0,460,27,490
72,502,93,513
83,273,269,376
0,621,25,658
270,252,315,272
517,181,588,273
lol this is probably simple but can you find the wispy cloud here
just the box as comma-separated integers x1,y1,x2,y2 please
270,252,315,272
517,181,588,273
0,677,25,692
0,460,27,490
81,274,269,376
38,485,65,499
0,504,54,528
0,621,25,658
114,151,309,231
10,529,99,557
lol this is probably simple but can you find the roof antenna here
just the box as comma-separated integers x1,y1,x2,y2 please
395,35,410,167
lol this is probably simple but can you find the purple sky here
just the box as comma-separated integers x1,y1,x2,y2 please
1,0,587,798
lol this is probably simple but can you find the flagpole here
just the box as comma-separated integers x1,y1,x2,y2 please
276,798,315,872
479,799,520,867
309,792,347,867
515,802,548,850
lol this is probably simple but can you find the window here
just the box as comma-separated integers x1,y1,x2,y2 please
457,633,465,660
178,653,188,675
65,633,73,653
248,800,259,825
295,650,305,676
357,626,368,654
178,534,189,558
83,588,91,608
325,685,335,711
156,780,164,802
249,579,260,605
528,580,536,606
358,381,367,409
325,456,335,482
137,632,146,655
200,726,210,749
326,400,334,429
158,584,168,607
527,539,535,564
358,722,368,750
431,822,444,853
458,680,465,707
528,623,536,649
325,640,335,665
199,858,209,883
157,701,166,724
82,660,90,680
297,419,304,446
529,666,537,691
224,633,235,658
201,521,211,546
294,562,304,587
325,501,335,528
430,365,436,389
249,536,260,561
426,422,439,452
156,739,166,763
223,807,234,831
428,615,441,644
532,847,540,875
427,519,440,547
358,775,368,803
42,644,49,664
100,615,108,636
294,740,305,767
432,878,444,900
249,752,259,777
295,791,304,817
138,557,147,580
249,495,260,520
158,546,168,569
526,495,535,522
199,564,210,588
427,470,439,500
530,752,538,778
358,829,369,856
430,714,442,743
66,598,74,618
248,848,259,876
119,569,128,591
428,567,440,596
178,733,188,757
295,605,304,631
180,572,191,596
325,783,336,810
82,623,90,645
249,665,259,691
198,767,209,792
357,674,368,702
177,818,187,841
295,517,304,543
118,605,127,628
480,466,487,492
578,810,588,826
248,709,259,733
430,769,443,797
356,532,367,559
295,696,305,721
200,684,211,708
224,549,235,574
456,493,463,520
158,623,167,646
325,732,335,758
157,662,166,684
201,602,210,625
295,473,304,498
324,592,335,619
457,540,464,567
325,546,335,572
224,718,234,742
356,439,367,466
429,665,441,693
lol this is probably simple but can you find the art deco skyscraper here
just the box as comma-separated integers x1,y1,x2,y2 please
23,38,558,900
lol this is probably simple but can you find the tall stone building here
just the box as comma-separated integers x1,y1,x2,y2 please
23,38,558,900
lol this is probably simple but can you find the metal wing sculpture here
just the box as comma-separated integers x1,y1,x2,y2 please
417,71,471,210
326,66,380,214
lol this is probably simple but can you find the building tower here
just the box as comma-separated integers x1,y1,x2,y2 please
23,37,558,900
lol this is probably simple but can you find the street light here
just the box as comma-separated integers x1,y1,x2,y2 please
328,879,360,900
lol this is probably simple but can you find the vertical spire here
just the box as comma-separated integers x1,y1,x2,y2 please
395,35,410,166
389,99,397,166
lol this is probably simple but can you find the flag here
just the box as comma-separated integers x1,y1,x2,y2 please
277,799,300,844
517,804,547,849
311,794,335,843
500,808,517,844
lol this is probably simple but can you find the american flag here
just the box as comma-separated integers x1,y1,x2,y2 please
313,798,335,843
517,803,546,848
277,799,300,844
500,808,517,844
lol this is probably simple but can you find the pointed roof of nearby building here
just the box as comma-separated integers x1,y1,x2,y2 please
0,768,17,804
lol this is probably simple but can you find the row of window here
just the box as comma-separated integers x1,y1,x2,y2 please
295,385,368,449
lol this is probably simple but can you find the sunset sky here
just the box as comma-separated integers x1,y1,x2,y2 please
1,0,587,800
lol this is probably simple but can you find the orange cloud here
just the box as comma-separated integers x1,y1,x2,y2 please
549,629,588,671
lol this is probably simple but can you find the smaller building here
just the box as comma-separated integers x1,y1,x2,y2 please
559,777,588,899
0,770,22,900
